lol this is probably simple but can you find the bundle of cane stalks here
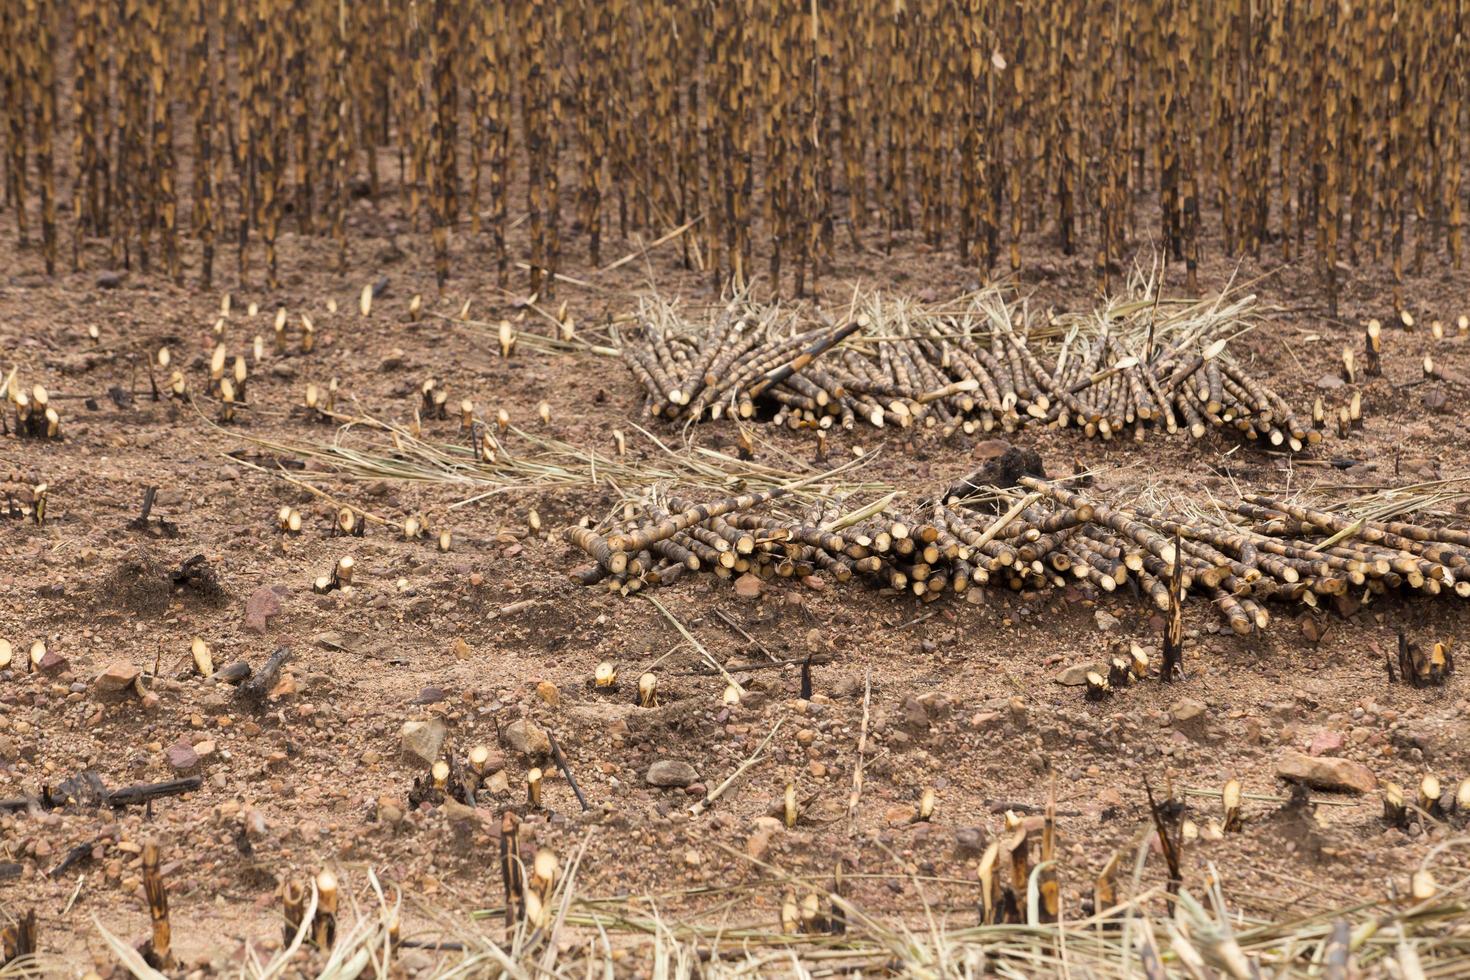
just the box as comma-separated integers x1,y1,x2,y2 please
621,280,1314,451
565,472,1470,641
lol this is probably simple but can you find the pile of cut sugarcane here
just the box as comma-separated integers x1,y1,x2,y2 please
564,476,1470,638
621,283,1316,450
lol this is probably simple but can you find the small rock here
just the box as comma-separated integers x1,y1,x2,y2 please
376,798,405,826
1094,610,1120,631
96,270,125,289
410,686,447,705
400,718,448,766
1007,696,1029,728
94,662,141,696
734,573,763,598
746,816,783,860
37,649,68,674
244,586,284,633
441,799,478,822
884,804,917,825
166,742,200,772
1275,749,1375,794
953,827,986,854
1309,730,1346,757
1169,698,1209,738
503,719,551,759
645,759,699,787
900,696,931,733
536,680,560,706
1054,664,1096,686
1314,373,1345,390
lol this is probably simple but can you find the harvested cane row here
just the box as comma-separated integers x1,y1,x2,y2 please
564,475,1470,646
624,285,1313,450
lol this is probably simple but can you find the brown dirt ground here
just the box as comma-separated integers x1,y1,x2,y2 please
3,167,1470,975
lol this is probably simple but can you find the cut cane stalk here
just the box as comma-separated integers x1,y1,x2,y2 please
312,870,338,950
191,638,213,677
637,671,658,707
141,843,172,968
526,767,543,808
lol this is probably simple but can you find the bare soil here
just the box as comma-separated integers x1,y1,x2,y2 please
3,179,1470,974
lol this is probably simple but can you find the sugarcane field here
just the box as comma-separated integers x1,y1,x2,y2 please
6,1,1470,976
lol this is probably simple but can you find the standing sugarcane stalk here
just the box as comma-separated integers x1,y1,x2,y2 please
187,0,216,287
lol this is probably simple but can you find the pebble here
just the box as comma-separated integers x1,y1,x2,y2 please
1007,697,1029,728
1309,729,1345,757
900,696,931,733
503,718,551,758
746,816,783,860
1054,664,1096,686
94,662,141,696
953,827,986,854
166,741,200,772
884,804,917,825
377,798,405,826
400,718,448,766
970,710,1003,730
243,586,284,633
1168,698,1209,739
37,649,68,675
1275,749,1376,794
645,759,699,787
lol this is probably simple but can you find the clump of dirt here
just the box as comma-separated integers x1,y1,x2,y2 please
166,554,227,603
97,549,226,616
99,550,173,616
936,444,1047,505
